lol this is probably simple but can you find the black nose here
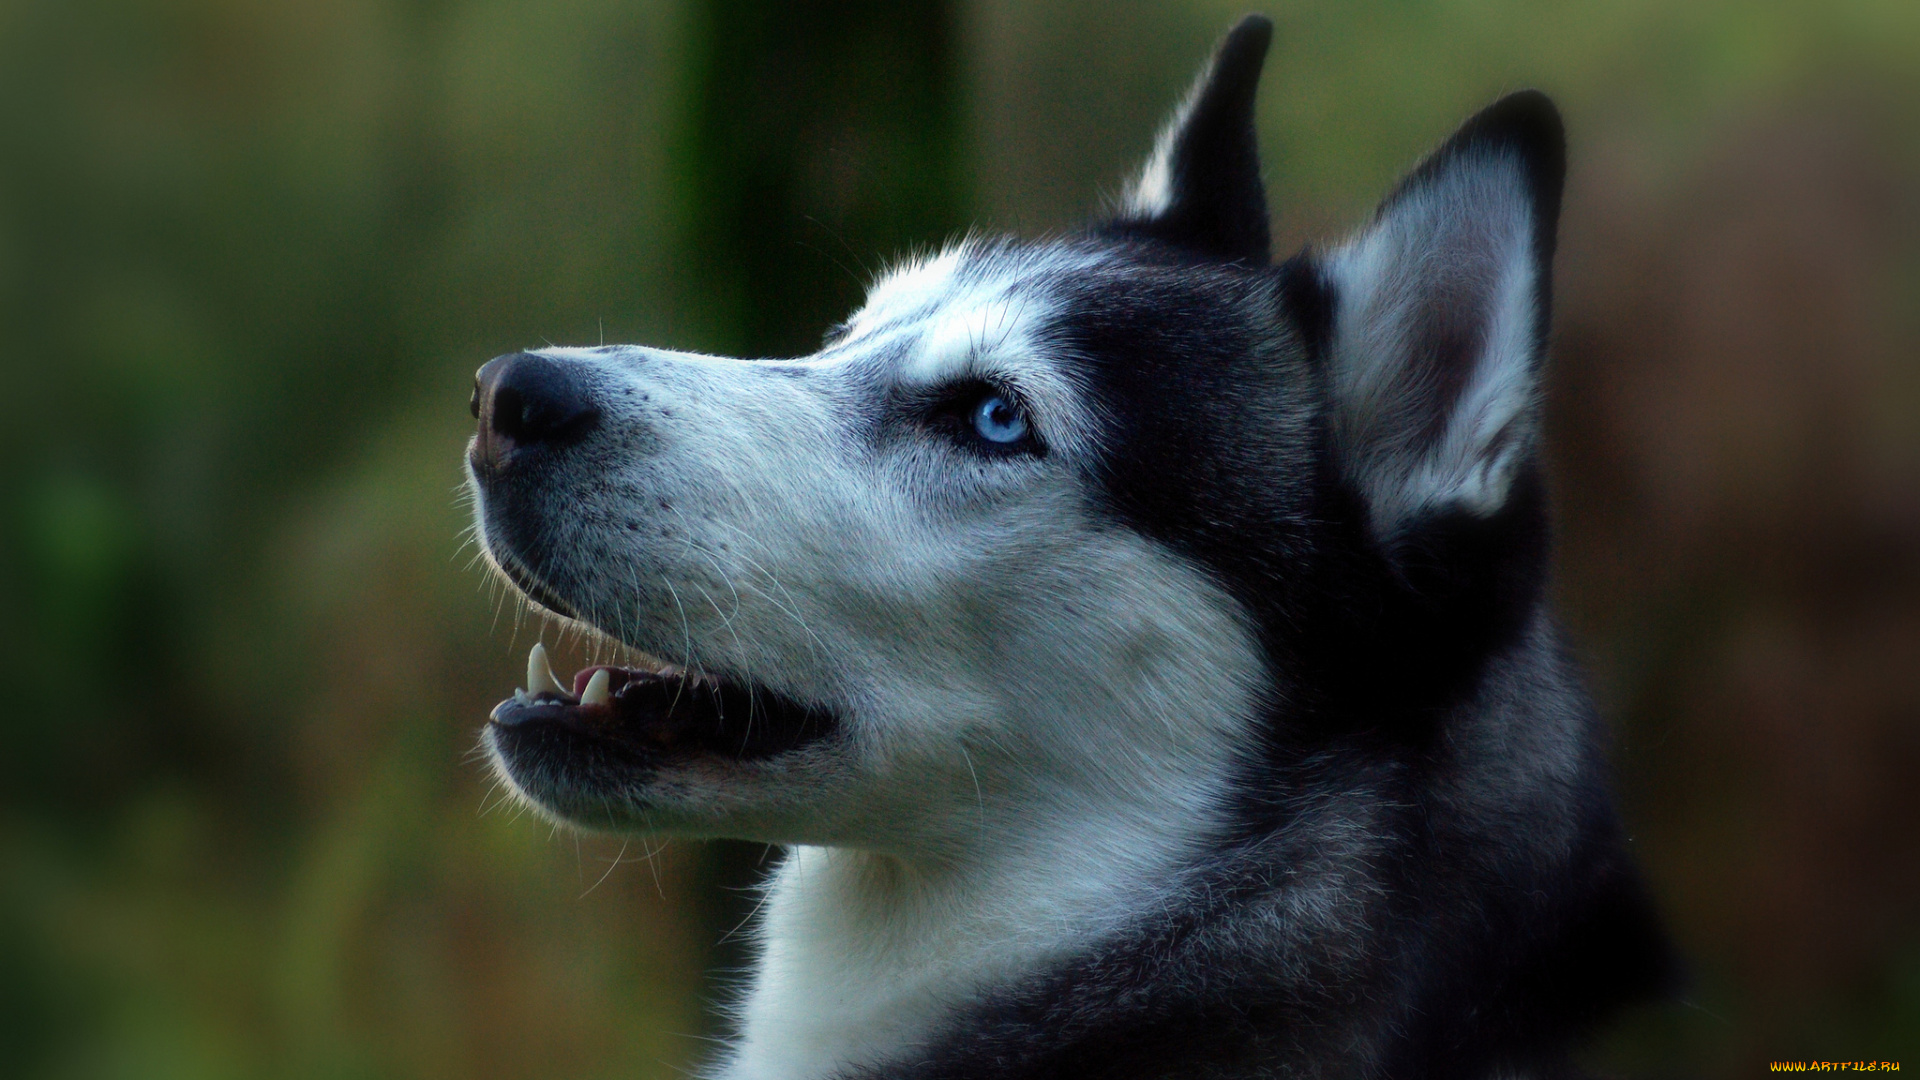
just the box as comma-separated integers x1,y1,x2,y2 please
471,352,601,471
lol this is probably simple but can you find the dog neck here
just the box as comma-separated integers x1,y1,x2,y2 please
717,784,1228,1080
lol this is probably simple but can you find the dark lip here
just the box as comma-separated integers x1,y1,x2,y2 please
489,663,839,773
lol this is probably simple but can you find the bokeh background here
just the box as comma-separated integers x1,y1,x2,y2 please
2,1,1916,1076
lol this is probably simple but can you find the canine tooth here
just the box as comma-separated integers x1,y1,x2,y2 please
528,643,564,696
581,668,612,706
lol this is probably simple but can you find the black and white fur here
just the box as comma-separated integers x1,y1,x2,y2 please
464,16,1673,1078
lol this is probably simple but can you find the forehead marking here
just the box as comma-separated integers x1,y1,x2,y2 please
852,241,1109,388
899,293,1049,386
850,248,967,337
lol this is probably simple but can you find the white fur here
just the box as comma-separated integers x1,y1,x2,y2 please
1324,152,1540,534
833,247,968,348
725,528,1264,1077
1121,68,1209,217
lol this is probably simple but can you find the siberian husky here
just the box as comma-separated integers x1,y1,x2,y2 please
464,16,1673,1078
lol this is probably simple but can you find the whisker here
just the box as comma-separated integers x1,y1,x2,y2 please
581,837,631,899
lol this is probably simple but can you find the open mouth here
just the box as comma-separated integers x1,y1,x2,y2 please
489,644,837,763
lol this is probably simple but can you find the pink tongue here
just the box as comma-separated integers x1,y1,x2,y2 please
572,665,626,697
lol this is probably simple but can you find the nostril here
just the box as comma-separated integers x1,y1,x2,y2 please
472,352,602,465
491,379,598,444
492,385,528,439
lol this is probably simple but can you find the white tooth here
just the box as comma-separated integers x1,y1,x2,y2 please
528,643,564,697
581,668,611,706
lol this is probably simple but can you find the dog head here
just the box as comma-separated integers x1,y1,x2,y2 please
467,16,1563,853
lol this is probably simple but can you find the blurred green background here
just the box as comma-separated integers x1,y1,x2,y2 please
2,0,1917,1076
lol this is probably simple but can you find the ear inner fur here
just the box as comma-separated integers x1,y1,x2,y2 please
1323,91,1566,543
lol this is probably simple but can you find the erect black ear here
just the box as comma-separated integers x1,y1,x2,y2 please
1107,15,1273,263
1321,90,1565,540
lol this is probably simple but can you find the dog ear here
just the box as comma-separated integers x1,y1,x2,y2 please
1321,91,1564,540
1109,15,1273,264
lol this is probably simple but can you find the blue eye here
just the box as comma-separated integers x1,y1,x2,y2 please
970,393,1029,445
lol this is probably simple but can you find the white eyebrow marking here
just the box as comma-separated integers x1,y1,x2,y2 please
900,295,1042,386
842,247,968,343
